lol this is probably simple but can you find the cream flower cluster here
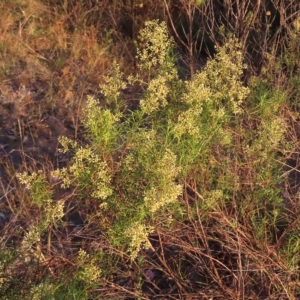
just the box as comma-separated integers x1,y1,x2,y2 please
52,138,112,200
125,222,154,260
137,20,174,71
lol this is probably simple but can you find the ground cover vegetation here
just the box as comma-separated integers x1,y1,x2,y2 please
1,0,300,299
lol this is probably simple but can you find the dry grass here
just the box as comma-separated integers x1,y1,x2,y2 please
1,1,300,299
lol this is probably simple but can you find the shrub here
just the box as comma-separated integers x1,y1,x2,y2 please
16,20,250,259
13,19,300,298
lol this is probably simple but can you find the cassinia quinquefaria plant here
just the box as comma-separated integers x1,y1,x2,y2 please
17,20,249,260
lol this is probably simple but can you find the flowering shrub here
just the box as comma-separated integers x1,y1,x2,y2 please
16,21,291,269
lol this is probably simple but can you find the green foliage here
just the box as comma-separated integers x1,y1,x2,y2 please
280,230,300,271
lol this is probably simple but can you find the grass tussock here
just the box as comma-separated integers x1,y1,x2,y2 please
1,1,300,299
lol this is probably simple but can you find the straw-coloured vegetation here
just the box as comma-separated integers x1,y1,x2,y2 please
1,1,300,299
